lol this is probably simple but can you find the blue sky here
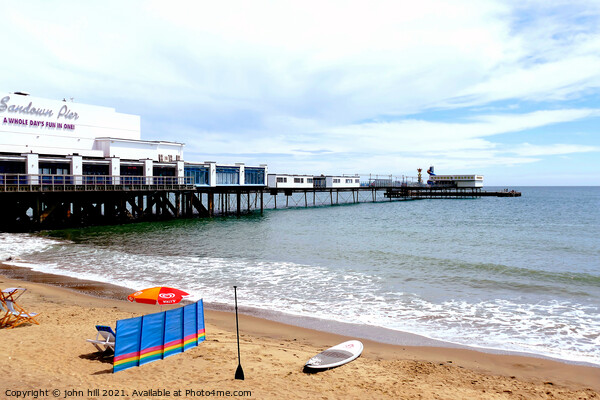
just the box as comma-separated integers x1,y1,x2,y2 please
1,0,599,185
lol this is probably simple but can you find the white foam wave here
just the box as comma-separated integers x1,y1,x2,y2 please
0,233,65,261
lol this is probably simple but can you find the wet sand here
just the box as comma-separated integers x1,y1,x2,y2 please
0,265,599,399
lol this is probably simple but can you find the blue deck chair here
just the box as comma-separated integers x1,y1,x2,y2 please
87,325,116,353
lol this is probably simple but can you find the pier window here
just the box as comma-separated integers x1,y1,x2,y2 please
216,167,239,185
307,178,313,183
345,179,352,183
0,160,26,185
313,177,325,188
277,177,287,183
333,179,340,183
245,167,265,185
294,178,304,183
153,166,176,184
185,166,209,186
39,162,70,184
82,163,109,184
120,165,143,184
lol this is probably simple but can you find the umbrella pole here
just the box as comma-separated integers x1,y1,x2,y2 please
234,286,244,380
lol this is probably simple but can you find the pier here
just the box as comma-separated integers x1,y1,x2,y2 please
0,173,520,232
0,93,521,233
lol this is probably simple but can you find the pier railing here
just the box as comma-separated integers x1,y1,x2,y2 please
0,173,195,192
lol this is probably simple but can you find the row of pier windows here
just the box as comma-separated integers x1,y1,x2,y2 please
434,176,476,181
277,177,315,184
0,160,265,186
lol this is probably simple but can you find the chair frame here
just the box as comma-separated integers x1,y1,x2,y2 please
0,295,13,328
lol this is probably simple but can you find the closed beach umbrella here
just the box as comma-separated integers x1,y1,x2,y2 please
127,287,190,305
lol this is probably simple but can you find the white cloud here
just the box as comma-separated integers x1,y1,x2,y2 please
445,1,600,106
0,1,513,117
176,107,599,176
4,0,599,119
511,143,600,156
453,55,600,105
317,109,600,154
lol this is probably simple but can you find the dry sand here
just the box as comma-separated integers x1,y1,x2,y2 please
0,270,599,400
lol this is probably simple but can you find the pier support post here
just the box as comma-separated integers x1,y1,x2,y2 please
34,197,41,224
208,192,214,217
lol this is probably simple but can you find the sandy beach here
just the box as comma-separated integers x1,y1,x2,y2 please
0,267,599,400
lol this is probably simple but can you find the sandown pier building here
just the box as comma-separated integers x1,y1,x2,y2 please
0,91,267,230
0,92,267,187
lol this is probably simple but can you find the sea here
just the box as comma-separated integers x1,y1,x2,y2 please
1,186,598,366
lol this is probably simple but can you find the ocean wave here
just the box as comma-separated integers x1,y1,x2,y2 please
0,233,66,261
5,239,597,366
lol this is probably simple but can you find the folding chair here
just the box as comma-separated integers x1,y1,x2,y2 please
1,288,40,329
4,299,40,328
86,325,116,353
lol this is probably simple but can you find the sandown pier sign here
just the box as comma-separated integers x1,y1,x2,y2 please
0,92,142,153
1,95,79,131
1,95,79,120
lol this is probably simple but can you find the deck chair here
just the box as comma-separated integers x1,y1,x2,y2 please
86,325,116,353
4,299,40,329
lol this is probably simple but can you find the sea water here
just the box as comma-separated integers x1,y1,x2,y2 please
1,186,598,365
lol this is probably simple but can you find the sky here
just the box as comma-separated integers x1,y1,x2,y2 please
1,0,599,185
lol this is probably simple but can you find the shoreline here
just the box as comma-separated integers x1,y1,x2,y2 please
2,261,598,368
1,263,599,398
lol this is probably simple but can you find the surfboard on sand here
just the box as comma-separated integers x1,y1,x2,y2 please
304,340,363,370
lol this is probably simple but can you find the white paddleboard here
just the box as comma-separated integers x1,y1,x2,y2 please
305,340,363,369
